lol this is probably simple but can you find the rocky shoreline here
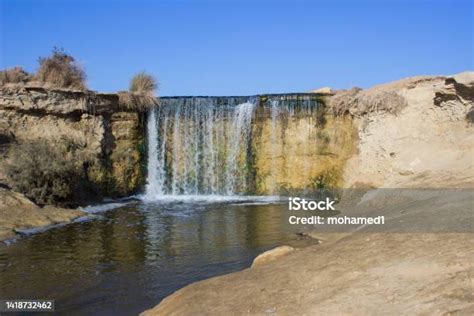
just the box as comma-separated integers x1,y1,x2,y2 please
0,188,84,241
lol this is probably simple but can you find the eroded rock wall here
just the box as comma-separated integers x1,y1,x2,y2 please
252,106,357,194
339,72,474,188
0,86,146,204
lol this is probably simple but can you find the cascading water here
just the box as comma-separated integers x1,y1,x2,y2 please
145,97,257,198
223,102,255,194
145,94,323,199
145,108,163,197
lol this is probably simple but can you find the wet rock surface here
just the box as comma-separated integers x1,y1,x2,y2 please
0,188,84,241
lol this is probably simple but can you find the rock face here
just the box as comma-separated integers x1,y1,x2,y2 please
339,72,474,188
253,107,357,193
253,72,474,192
0,188,84,240
0,86,118,115
108,112,146,196
0,86,147,204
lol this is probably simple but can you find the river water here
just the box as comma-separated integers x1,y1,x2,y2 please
0,198,316,315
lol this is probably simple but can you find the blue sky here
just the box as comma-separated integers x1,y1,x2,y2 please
0,0,472,96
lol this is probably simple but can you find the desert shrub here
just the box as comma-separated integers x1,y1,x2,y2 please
311,167,342,189
118,72,159,111
129,71,157,93
117,91,158,111
36,47,86,90
5,140,84,206
0,67,33,85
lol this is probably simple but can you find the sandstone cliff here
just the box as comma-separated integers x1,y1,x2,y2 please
252,97,357,194
0,86,147,205
337,72,474,188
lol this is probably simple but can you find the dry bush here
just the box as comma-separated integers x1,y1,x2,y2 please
36,48,86,90
330,88,407,116
311,167,342,189
130,72,157,93
117,91,158,111
0,67,33,85
118,72,159,111
5,140,84,206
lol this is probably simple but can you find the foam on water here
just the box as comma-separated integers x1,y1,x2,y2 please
141,194,282,204
81,202,130,213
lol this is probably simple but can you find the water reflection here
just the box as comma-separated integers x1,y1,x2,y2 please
0,200,315,316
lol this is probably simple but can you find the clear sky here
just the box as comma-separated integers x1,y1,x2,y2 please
0,0,472,96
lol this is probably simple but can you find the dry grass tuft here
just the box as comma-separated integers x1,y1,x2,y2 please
0,67,33,85
36,47,86,90
130,72,157,93
118,72,159,111
117,91,158,111
330,88,407,116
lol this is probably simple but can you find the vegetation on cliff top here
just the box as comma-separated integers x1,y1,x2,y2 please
0,48,86,90
130,71,158,93
0,67,33,85
36,47,87,90
0,48,159,112
118,72,159,111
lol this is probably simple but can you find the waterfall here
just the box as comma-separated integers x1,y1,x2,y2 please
224,102,255,194
145,107,162,197
145,94,323,199
145,97,256,198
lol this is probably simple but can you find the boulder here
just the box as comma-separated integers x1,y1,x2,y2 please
251,245,295,268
